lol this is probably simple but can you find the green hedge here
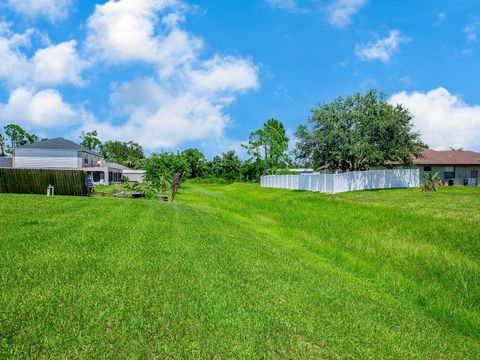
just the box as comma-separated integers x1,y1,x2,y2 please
0,168,88,196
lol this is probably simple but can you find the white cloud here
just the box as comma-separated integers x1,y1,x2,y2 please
0,0,259,150
83,52,260,150
0,88,78,129
85,78,229,149
32,41,87,87
79,52,260,149
355,30,410,63
155,28,203,77
464,23,478,42
266,0,297,11
188,55,259,94
0,23,88,132
437,12,447,25
327,0,366,28
266,0,366,27
389,87,480,151
0,25,86,88
7,0,73,21
86,0,202,73
0,25,33,87
80,0,259,149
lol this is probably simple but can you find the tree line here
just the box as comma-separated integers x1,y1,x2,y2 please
1,89,426,182
78,119,290,183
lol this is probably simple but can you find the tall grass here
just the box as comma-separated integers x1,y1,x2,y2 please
0,184,479,358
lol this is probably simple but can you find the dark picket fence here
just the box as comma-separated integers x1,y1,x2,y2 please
0,168,88,196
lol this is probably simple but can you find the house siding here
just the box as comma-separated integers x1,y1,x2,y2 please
80,152,103,168
420,165,480,185
14,149,80,169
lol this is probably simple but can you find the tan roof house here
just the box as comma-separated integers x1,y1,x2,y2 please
416,149,480,185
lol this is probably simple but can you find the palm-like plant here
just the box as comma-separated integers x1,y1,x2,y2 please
422,172,440,192
157,174,172,195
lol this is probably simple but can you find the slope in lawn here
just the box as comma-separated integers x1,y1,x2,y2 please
0,184,479,358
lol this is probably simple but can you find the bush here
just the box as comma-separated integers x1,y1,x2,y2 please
144,152,189,188
422,172,440,192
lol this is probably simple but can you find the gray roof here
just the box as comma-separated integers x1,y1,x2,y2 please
105,162,130,170
15,137,101,156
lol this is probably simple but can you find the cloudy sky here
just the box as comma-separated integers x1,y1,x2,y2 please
0,0,479,155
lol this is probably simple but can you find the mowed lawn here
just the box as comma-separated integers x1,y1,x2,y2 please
0,184,479,359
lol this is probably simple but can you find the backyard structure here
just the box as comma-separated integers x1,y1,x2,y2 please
0,168,88,196
261,169,420,194
416,149,480,186
4,137,141,185
122,169,146,183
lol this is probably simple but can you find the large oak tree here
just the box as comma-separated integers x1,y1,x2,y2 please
294,90,425,172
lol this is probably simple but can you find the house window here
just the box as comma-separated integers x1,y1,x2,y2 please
444,166,455,179
423,166,432,172
84,156,88,165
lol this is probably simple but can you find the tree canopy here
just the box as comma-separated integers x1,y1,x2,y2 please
243,118,290,176
207,150,242,181
100,140,144,168
80,130,102,152
144,152,190,187
4,124,43,149
294,89,425,172
181,148,207,179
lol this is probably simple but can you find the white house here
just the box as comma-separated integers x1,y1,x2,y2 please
10,137,145,185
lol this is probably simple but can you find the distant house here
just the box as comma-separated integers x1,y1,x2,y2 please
8,137,145,185
417,149,480,186
122,169,147,183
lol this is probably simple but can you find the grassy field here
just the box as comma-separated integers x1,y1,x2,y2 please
0,183,479,358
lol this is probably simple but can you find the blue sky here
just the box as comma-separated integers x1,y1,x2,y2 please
0,0,479,156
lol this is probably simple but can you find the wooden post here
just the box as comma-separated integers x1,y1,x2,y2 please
171,172,182,202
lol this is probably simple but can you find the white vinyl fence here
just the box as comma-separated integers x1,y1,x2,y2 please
260,169,420,194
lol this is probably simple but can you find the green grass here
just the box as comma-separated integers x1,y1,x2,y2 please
1,183,479,358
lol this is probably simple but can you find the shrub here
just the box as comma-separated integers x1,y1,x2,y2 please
422,172,440,192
